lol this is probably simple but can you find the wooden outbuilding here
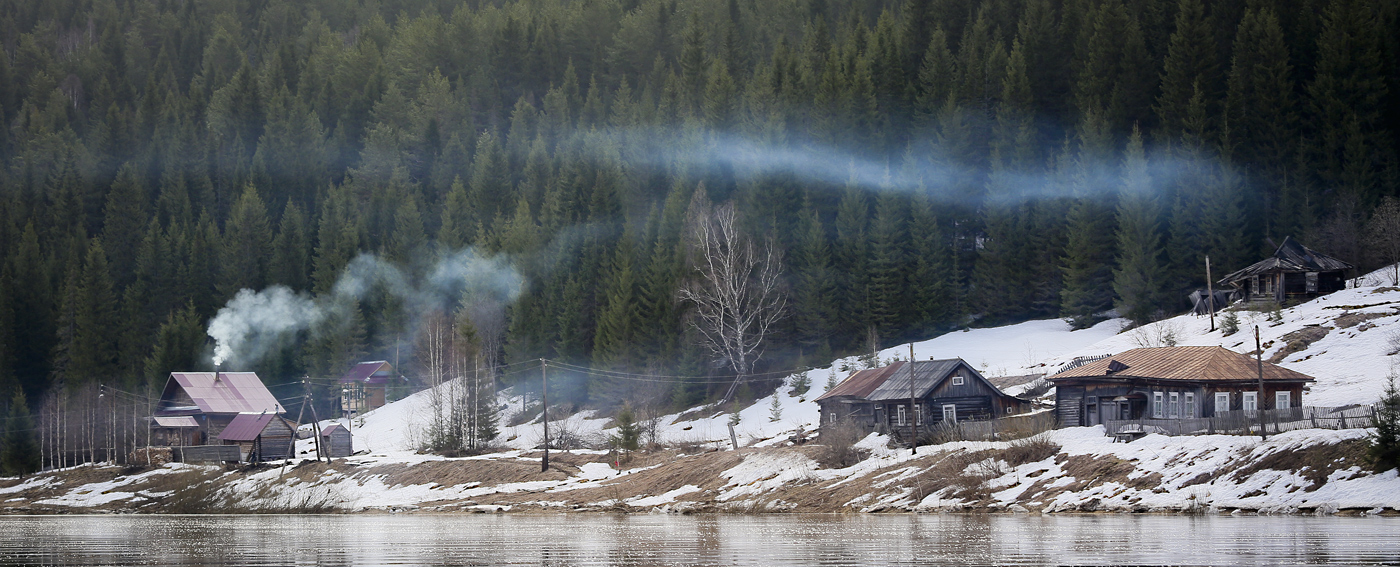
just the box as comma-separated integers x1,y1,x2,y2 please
1218,237,1353,304
1049,346,1315,428
318,423,353,458
815,363,906,432
339,361,399,416
217,413,296,462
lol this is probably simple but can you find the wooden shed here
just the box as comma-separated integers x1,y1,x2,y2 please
217,413,296,462
149,371,286,458
318,423,353,458
1218,237,1352,304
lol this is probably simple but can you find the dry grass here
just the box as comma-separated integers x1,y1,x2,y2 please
1230,439,1369,490
1334,311,1388,329
1269,326,1330,363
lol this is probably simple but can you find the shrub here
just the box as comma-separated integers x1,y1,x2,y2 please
1002,434,1061,466
610,404,639,452
816,420,868,468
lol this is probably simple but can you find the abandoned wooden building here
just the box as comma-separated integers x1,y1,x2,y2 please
817,359,1030,439
150,371,287,456
339,361,399,416
1218,237,1353,304
318,423,354,458
1049,346,1315,428
217,413,296,462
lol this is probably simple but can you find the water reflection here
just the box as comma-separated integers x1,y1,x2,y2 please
0,514,1396,566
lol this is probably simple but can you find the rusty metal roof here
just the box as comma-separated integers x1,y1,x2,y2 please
814,362,905,402
338,361,395,385
867,359,970,401
1219,237,1354,284
1049,346,1315,383
218,413,277,442
161,372,285,415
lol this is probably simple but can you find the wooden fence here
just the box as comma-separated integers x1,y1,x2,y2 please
1102,405,1375,438
914,411,1059,443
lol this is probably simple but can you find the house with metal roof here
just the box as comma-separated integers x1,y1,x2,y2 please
338,361,398,416
1218,237,1353,304
151,371,286,450
817,359,1031,441
1048,346,1315,428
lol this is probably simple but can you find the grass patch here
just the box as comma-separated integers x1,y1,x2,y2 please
1230,439,1369,491
1268,326,1330,363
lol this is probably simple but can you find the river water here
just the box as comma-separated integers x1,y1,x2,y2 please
0,514,1396,566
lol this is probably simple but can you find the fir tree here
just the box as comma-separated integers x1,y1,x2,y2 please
1112,128,1168,325
1,388,40,476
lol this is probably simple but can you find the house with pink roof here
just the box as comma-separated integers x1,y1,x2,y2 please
150,372,286,450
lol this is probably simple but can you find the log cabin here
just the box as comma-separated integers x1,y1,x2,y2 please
1049,346,1314,428
339,361,398,416
1217,237,1352,305
818,359,1031,441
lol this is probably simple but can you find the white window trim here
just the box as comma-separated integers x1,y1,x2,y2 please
1215,392,1229,414
1153,392,1164,418
1243,391,1258,411
952,376,965,386
1276,391,1291,410
915,404,922,425
942,404,957,423
1169,392,1180,419
896,405,906,426
1184,393,1195,418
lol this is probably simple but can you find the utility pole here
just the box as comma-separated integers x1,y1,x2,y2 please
1205,256,1216,332
1255,326,1266,439
540,359,549,473
909,342,918,455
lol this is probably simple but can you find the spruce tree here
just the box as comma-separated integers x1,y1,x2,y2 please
1,388,39,476
1155,0,1219,142
1112,128,1168,325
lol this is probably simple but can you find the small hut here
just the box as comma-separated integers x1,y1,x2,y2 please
1218,237,1353,304
217,413,296,462
318,423,353,458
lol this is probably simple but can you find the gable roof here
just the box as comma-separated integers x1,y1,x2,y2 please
866,359,1005,402
218,413,278,442
320,423,347,437
1049,346,1315,383
338,361,395,385
1219,237,1354,284
814,362,905,402
159,372,285,415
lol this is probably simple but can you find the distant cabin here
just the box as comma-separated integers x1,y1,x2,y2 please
339,361,398,416
218,413,296,462
318,423,353,458
150,372,286,455
1218,237,1353,304
816,359,1030,441
1049,346,1315,428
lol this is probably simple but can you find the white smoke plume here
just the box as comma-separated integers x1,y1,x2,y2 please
206,248,524,369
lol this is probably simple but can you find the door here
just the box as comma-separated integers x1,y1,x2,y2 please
1086,403,1098,426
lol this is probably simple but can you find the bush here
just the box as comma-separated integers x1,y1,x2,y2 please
610,404,639,452
816,420,869,468
1001,434,1061,466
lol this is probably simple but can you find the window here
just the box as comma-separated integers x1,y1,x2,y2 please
1185,393,1195,418
1153,392,1164,418
952,376,965,386
915,404,923,425
1276,391,1291,410
897,405,906,426
1006,406,1014,414
942,404,957,422
1169,393,1180,418
1243,392,1258,411
828,412,837,424
1215,392,1230,414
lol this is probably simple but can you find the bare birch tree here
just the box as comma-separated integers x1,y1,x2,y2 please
677,201,787,403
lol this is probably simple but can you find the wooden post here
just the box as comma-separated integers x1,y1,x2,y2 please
909,342,918,455
1255,326,1266,439
1205,255,1216,332
541,359,549,473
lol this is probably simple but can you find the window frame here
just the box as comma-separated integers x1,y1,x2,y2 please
1153,392,1164,418
1169,392,1180,418
1243,391,1258,411
942,404,957,423
1276,391,1291,410
896,405,906,426
952,376,965,386
1184,393,1195,418
1215,392,1230,414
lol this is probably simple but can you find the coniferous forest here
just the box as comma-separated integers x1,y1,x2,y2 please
0,0,1397,460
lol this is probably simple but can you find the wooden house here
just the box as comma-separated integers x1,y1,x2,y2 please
820,359,1030,440
1218,237,1353,304
318,423,353,458
814,362,906,432
1049,346,1315,427
150,372,286,450
217,413,296,462
339,361,398,416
